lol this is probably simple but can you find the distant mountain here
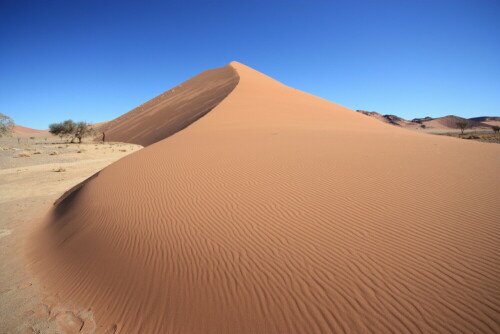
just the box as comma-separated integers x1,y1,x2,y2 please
469,116,500,122
355,111,497,130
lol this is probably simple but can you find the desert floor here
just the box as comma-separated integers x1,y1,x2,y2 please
407,128,500,144
0,134,142,334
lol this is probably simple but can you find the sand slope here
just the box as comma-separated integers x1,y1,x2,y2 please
99,64,239,146
30,62,500,333
13,125,46,134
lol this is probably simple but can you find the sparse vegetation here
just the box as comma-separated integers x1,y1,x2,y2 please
438,131,500,144
49,120,95,143
0,140,142,170
463,134,480,140
0,113,15,137
49,120,73,141
456,120,468,134
74,122,95,143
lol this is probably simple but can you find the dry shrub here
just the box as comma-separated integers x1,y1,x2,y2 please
77,149,85,153
54,167,66,172
19,151,31,157
49,151,59,155
463,134,480,140
119,149,127,152
33,151,42,154
57,145,64,148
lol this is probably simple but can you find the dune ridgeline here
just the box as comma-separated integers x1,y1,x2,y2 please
30,62,500,334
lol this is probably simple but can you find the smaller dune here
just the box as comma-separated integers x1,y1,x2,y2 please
13,125,46,135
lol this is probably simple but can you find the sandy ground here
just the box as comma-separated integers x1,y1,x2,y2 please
0,135,141,333
410,129,500,144
21,62,500,334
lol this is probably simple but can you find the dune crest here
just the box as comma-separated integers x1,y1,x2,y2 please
30,62,500,333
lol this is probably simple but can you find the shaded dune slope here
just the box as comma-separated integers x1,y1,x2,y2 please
99,64,239,146
31,62,500,333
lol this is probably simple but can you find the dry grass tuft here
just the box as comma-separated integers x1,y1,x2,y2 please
33,151,42,155
19,151,31,157
463,134,480,140
54,167,66,172
49,151,59,155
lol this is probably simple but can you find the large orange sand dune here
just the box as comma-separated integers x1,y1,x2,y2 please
30,62,500,333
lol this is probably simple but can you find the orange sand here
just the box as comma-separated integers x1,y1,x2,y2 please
30,62,500,333
13,125,46,134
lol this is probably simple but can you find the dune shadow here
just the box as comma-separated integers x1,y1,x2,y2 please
50,172,101,223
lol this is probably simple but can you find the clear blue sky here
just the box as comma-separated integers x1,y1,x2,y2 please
1,0,499,129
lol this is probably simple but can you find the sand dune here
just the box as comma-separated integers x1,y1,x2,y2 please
13,125,46,134
423,115,488,129
30,62,500,333
483,120,500,127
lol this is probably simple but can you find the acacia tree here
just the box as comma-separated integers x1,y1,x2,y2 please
49,121,70,141
0,113,15,137
49,120,94,143
456,120,468,134
74,122,94,143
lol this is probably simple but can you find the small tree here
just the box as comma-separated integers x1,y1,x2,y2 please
62,120,77,142
456,120,468,134
49,122,65,141
49,120,94,143
492,125,500,134
49,120,77,142
0,113,15,137
74,122,94,143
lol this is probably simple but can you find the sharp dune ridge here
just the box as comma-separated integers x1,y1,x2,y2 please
30,61,500,333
